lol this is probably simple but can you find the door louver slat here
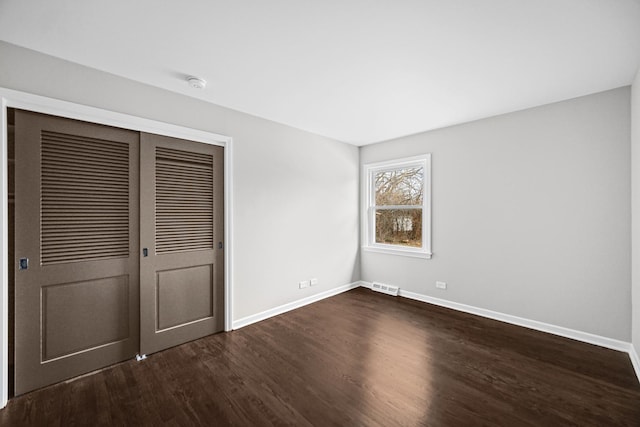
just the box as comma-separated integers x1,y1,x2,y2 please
41,130,130,264
155,147,213,254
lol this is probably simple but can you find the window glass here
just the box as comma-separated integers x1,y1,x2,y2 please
374,167,423,206
375,208,422,247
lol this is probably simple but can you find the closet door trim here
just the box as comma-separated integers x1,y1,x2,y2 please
0,87,234,409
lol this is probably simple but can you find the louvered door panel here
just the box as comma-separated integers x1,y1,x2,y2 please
41,131,130,264
140,133,224,356
155,147,213,254
14,110,140,395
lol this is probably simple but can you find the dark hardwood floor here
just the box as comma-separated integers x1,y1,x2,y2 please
2,287,639,426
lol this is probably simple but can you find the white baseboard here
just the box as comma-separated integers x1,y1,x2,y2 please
630,345,640,384
232,281,363,330
359,281,630,353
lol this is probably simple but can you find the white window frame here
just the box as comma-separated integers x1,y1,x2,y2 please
362,154,432,259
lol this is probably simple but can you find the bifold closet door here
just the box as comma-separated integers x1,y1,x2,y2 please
139,133,224,356
14,110,140,395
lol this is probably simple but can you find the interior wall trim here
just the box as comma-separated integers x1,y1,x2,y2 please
232,282,363,330
0,95,7,410
630,345,640,384
0,87,234,409
359,281,632,353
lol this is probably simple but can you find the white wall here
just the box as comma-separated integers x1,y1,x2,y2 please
0,41,360,321
361,88,631,341
0,40,634,346
632,68,640,356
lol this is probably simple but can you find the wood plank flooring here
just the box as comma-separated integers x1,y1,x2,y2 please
2,287,639,426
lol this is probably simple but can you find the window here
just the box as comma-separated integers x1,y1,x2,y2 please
362,154,431,258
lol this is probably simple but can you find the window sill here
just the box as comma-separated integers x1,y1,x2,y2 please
362,246,432,259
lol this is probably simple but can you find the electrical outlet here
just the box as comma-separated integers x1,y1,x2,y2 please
435,281,447,290
299,280,310,289
310,278,319,286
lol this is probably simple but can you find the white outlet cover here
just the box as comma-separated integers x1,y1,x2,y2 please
299,280,310,289
436,281,447,289
310,278,319,286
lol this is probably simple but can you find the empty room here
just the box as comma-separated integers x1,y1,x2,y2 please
0,0,640,425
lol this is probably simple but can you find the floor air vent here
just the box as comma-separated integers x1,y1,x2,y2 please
371,282,399,296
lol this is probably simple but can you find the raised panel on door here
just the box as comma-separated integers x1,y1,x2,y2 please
14,110,140,395
140,133,224,356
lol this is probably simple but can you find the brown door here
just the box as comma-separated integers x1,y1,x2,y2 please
14,110,140,395
139,133,224,356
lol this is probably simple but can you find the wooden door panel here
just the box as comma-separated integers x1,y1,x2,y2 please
156,264,213,330
42,275,130,361
14,110,140,395
140,133,224,356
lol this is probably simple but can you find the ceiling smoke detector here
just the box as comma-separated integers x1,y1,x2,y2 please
187,76,207,89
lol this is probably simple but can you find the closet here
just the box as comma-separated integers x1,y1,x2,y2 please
10,109,224,395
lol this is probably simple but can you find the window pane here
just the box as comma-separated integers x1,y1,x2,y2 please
375,208,422,247
375,166,423,206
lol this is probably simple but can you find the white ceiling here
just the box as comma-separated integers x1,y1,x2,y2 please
1,0,639,145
